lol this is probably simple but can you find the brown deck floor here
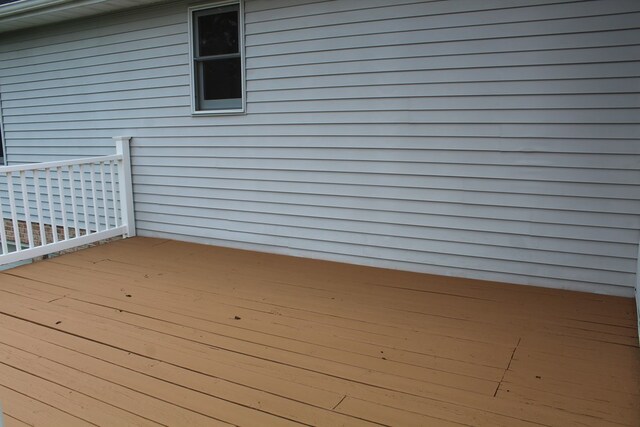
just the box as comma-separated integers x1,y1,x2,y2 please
0,237,637,426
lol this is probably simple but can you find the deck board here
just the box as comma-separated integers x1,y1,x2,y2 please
0,237,638,426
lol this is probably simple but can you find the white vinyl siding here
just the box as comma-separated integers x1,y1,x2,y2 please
0,0,639,296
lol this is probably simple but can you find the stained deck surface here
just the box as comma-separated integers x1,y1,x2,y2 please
0,237,637,426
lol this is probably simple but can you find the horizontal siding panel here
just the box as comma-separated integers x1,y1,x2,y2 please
248,79,640,100
9,94,640,116
0,21,186,64
130,185,635,247
246,45,639,71
0,3,185,55
247,0,439,21
136,204,636,264
246,11,640,46
129,162,640,199
4,96,191,116
246,1,639,34
247,61,640,82
245,0,323,14
4,106,192,124
1,75,189,101
245,0,569,23
0,0,638,296
0,34,187,77
133,214,634,288
1,55,187,88
5,123,639,140
131,136,640,154
129,157,640,184
130,179,640,216
5,109,640,125
9,136,640,155
248,27,640,57
132,207,635,272
0,44,188,81
6,139,114,148
2,86,188,108
245,95,640,112
2,65,188,95
248,12,640,46
132,194,637,246
128,147,640,169
132,175,640,232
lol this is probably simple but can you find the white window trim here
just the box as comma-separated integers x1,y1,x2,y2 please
187,0,246,116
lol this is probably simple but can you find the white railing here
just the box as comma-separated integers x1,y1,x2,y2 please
0,136,135,266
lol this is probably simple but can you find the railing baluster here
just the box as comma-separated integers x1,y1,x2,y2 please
33,170,46,246
57,166,69,241
45,168,58,244
79,164,89,235
109,160,119,228
19,170,34,249
0,179,8,254
7,173,21,251
90,163,99,232
99,161,109,230
68,165,79,238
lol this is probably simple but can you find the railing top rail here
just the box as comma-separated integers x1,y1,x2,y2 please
0,154,122,174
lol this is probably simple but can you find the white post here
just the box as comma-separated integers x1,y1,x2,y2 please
114,136,136,237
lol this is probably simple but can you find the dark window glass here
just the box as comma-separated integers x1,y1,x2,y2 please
201,58,242,101
197,10,238,56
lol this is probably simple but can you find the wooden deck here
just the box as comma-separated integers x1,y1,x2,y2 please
0,237,637,426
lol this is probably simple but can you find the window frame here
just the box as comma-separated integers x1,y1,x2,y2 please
188,0,246,115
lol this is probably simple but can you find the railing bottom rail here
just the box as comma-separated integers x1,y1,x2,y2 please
0,226,126,265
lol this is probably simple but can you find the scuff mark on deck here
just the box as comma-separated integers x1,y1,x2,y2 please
332,395,347,410
494,337,521,397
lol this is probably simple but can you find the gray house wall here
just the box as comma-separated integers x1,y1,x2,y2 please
0,0,639,296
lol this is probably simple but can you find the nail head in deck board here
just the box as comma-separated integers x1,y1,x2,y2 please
0,237,637,426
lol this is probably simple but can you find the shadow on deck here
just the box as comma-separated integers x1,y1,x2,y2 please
0,237,637,426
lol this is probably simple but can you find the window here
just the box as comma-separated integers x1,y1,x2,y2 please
189,1,244,114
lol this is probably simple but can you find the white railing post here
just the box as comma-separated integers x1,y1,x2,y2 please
114,136,136,237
